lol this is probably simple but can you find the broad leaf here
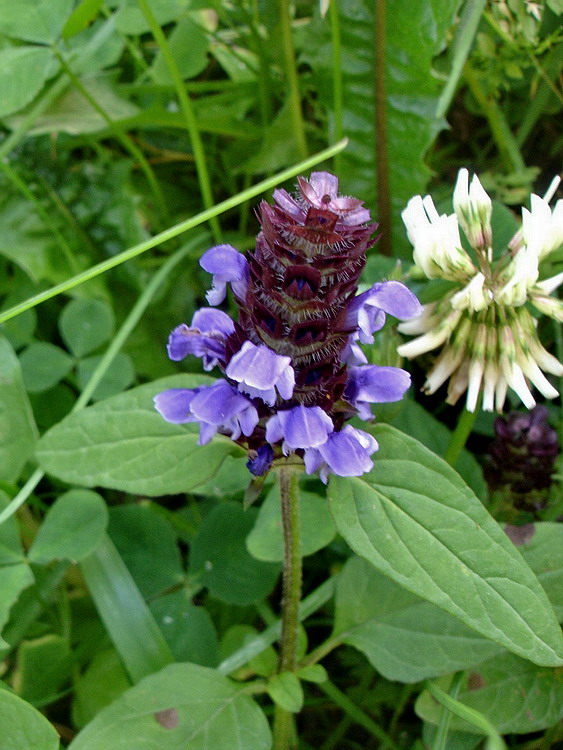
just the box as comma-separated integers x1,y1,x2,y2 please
36,375,246,495
328,425,563,667
28,490,108,565
333,556,502,683
0,689,60,750
0,47,56,117
416,652,563,734
68,663,271,750
0,337,38,483
0,0,72,43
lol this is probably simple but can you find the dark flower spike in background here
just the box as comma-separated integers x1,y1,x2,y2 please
155,172,421,481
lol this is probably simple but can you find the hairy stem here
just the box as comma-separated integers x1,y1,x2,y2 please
272,465,302,750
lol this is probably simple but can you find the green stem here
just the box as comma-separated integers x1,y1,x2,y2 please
137,0,221,242
279,0,308,160
329,0,343,175
443,406,478,468
374,0,391,256
463,62,526,173
272,465,302,750
54,48,169,224
431,671,464,750
319,681,402,750
0,138,348,325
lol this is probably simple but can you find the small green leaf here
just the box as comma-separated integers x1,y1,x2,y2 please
151,15,209,84
0,47,56,117
219,625,277,678
71,648,131,729
247,483,335,562
77,353,135,401
189,502,280,606
297,664,328,684
328,425,563,667
416,652,563,734
36,375,245,495
16,635,74,707
150,594,219,667
62,0,103,38
267,672,303,713
19,342,74,393
0,565,34,649
0,689,60,750
0,0,73,43
28,490,108,565
67,663,271,750
59,297,114,357
0,337,38,483
513,522,563,621
114,0,190,34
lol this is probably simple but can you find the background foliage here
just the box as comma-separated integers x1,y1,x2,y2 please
0,0,562,748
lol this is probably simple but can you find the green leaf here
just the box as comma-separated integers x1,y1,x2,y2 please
189,502,280,606
19,342,74,393
0,337,38,483
108,504,183,600
0,0,73,43
68,663,271,750
333,556,502,683
62,0,104,38
0,689,60,750
77,353,135,400
328,424,563,667
416,652,563,734
511,522,563,621
267,672,303,713
247,483,335,562
114,0,191,34
391,399,488,501
16,635,74,707
302,0,462,254
59,297,114,357
151,15,210,84
150,594,219,667
297,664,328,684
28,490,108,565
71,648,131,729
36,375,246,495
219,625,278,678
0,47,56,117
0,564,34,649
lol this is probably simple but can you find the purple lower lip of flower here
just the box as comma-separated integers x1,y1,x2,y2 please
199,244,249,305
304,425,379,483
247,444,275,476
345,365,412,420
225,341,295,405
346,281,423,344
154,380,259,445
167,308,235,370
265,404,334,454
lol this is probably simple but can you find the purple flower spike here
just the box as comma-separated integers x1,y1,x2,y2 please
154,388,203,424
265,405,334,454
304,425,379,484
345,365,412,420
200,244,249,305
226,341,295,405
167,308,235,370
346,281,423,345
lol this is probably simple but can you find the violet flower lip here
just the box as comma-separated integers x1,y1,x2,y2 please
155,171,421,481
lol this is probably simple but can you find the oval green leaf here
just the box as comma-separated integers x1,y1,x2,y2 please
68,663,271,750
0,689,60,750
0,47,56,117
328,424,563,667
36,375,246,495
59,297,115,358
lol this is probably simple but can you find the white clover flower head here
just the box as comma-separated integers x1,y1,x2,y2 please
399,170,563,412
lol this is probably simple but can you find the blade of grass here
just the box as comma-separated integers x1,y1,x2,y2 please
137,0,220,242
329,0,343,176
80,534,173,682
279,0,308,160
431,671,464,750
0,138,348,325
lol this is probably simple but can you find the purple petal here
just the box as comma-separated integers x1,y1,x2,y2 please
265,405,333,453
167,323,229,370
154,388,201,424
199,244,249,304
191,308,235,336
247,444,274,476
346,282,422,344
345,365,412,416
304,426,379,483
226,341,295,405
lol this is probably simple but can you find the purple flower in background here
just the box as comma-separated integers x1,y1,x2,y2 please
155,172,421,481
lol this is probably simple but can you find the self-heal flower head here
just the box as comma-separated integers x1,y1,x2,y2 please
398,170,563,412
155,172,421,481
